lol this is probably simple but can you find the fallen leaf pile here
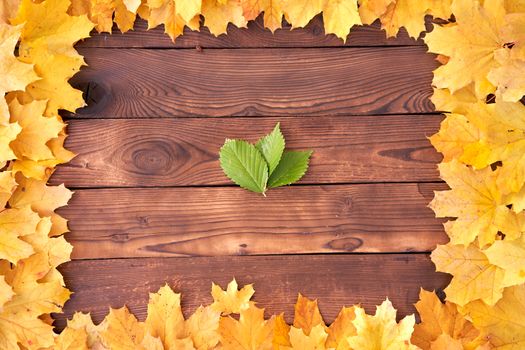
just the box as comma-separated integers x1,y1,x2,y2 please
0,0,524,348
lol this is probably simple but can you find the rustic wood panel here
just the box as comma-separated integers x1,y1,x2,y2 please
78,16,422,49
72,46,438,118
55,254,450,330
53,115,442,187
58,183,447,259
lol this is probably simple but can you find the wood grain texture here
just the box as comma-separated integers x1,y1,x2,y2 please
53,115,442,187
72,46,438,118
77,15,422,49
55,254,450,330
58,183,447,259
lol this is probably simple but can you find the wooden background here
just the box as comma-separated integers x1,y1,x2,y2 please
53,15,450,329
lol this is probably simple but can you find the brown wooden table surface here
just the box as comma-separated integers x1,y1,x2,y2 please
54,16,449,329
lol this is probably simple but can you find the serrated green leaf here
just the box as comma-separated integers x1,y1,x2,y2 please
268,150,312,188
255,123,285,175
219,139,269,193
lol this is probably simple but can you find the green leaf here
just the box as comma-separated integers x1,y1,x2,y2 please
219,139,269,193
255,123,285,175
268,150,312,188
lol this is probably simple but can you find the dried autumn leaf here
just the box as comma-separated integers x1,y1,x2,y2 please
326,306,356,350
455,101,525,195
8,99,64,161
69,0,139,33
424,0,506,97
461,284,525,349
100,306,146,350
431,243,507,306
322,0,361,41
273,313,291,349
358,0,451,38
185,305,221,350
54,326,89,350
347,299,419,350
411,289,482,350
0,121,21,165
202,0,247,36
11,0,93,116
0,276,14,312
211,279,255,315
0,171,16,207
9,176,73,236
66,312,107,349
429,160,523,247
282,324,328,350
240,0,284,32
281,0,323,28
292,294,326,336
484,235,525,287
0,0,20,24
0,23,38,122
219,303,274,350
145,284,187,349
141,0,200,41
0,205,39,264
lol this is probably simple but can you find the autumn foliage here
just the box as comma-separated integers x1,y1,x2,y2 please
0,0,524,349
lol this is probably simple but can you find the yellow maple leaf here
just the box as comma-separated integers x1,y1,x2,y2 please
211,278,254,315
54,326,89,350
145,284,186,349
292,294,326,336
430,160,523,247
431,243,508,306
141,0,200,41
0,276,14,312
0,121,21,165
484,235,525,287
322,0,361,41
358,0,451,39
140,333,166,350
9,176,73,236
69,0,140,33
66,312,107,349
326,306,356,350
282,324,328,350
185,305,221,350
273,313,291,349
202,0,247,36
411,289,483,350
100,306,146,350
0,0,20,24
0,205,39,264
461,284,525,349
219,303,274,350
430,85,479,114
424,0,507,97
0,23,38,122
11,0,93,116
457,101,525,195
240,0,284,32
8,99,64,161
347,299,419,350
22,216,73,269
0,313,54,350
282,0,322,28
488,48,525,102
429,113,481,163
0,171,16,207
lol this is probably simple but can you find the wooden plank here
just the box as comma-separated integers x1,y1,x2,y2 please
77,16,422,49
53,115,442,187
72,46,438,118
55,254,450,330
58,183,447,259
